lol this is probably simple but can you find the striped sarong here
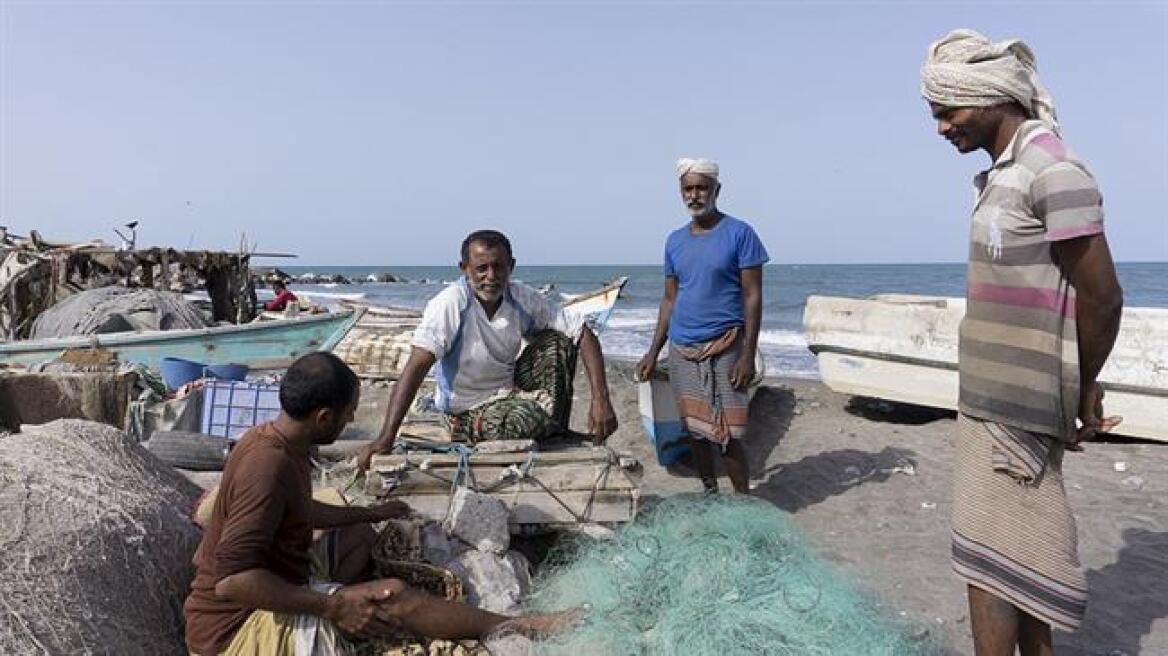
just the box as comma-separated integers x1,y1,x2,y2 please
667,329,751,448
951,413,1087,632
445,330,577,443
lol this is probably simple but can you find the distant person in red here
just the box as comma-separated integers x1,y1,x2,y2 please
264,280,298,311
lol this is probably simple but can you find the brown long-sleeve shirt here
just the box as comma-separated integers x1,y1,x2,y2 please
183,424,313,655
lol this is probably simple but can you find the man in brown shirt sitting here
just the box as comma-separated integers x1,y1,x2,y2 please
184,352,576,655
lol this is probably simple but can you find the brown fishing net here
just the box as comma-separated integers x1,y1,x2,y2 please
0,419,203,655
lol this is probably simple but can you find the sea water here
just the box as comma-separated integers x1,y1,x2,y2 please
280,262,1167,380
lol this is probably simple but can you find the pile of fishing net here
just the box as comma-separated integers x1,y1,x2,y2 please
31,285,210,339
525,496,940,656
0,419,204,655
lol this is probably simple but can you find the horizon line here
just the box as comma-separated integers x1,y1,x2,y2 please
267,260,1167,268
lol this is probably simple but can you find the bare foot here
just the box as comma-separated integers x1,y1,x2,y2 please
498,607,585,639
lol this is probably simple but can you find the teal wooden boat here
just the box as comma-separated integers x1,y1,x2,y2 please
0,308,365,371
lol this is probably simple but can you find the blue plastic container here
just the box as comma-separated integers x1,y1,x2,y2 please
159,357,207,391
204,363,250,381
201,380,282,438
642,416,691,466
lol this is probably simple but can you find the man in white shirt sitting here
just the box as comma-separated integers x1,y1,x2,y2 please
358,230,618,468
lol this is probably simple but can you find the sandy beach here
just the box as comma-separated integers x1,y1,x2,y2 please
547,360,1166,656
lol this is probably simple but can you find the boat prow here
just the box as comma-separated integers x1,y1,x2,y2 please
562,276,628,333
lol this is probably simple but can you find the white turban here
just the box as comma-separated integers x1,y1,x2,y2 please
920,29,1059,135
676,157,719,180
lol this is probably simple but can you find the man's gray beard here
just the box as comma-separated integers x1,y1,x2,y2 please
688,205,713,219
475,288,503,303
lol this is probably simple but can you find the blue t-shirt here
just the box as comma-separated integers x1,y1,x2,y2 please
664,215,769,346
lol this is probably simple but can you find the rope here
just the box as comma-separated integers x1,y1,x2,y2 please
425,443,476,521
487,447,615,524
382,443,623,526
520,473,588,523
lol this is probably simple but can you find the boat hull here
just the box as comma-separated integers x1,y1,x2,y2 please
805,295,1168,442
814,349,1165,442
0,309,364,371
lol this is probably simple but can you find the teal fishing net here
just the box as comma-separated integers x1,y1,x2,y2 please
525,496,941,656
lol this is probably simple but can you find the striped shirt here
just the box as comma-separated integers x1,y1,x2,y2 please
959,120,1105,440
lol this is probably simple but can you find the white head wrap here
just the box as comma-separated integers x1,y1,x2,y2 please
920,29,1059,135
675,157,719,180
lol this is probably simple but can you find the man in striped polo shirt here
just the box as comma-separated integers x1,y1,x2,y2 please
921,30,1124,654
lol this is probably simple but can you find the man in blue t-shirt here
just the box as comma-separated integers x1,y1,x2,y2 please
637,158,769,494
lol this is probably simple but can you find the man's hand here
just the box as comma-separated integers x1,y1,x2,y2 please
635,352,658,382
367,500,411,522
324,580,402,637
367,347,436,471
356,439,392,473
1069,381,1122,450
729,353,756,391
588,396,618,443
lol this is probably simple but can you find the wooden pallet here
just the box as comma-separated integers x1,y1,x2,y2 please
369,445,641,529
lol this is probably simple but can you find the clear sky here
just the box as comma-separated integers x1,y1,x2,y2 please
2,1,1165,265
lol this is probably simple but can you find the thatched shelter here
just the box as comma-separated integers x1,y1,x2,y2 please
0,232,258,340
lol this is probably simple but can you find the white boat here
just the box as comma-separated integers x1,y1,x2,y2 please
290,289,367,302
561,276,628,333
338,299,423,321
803,295,1168,442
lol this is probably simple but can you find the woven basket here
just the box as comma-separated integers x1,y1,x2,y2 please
374,559,464,603
372,520,463,601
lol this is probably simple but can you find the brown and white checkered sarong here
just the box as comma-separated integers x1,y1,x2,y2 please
951,413,1087,631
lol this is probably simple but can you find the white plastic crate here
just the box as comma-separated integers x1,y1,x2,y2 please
200,380,281,439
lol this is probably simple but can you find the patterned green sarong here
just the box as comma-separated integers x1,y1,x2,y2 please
445,330,577,442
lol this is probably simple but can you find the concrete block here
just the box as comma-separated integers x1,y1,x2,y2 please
447,549,532,615
444,486,510,554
